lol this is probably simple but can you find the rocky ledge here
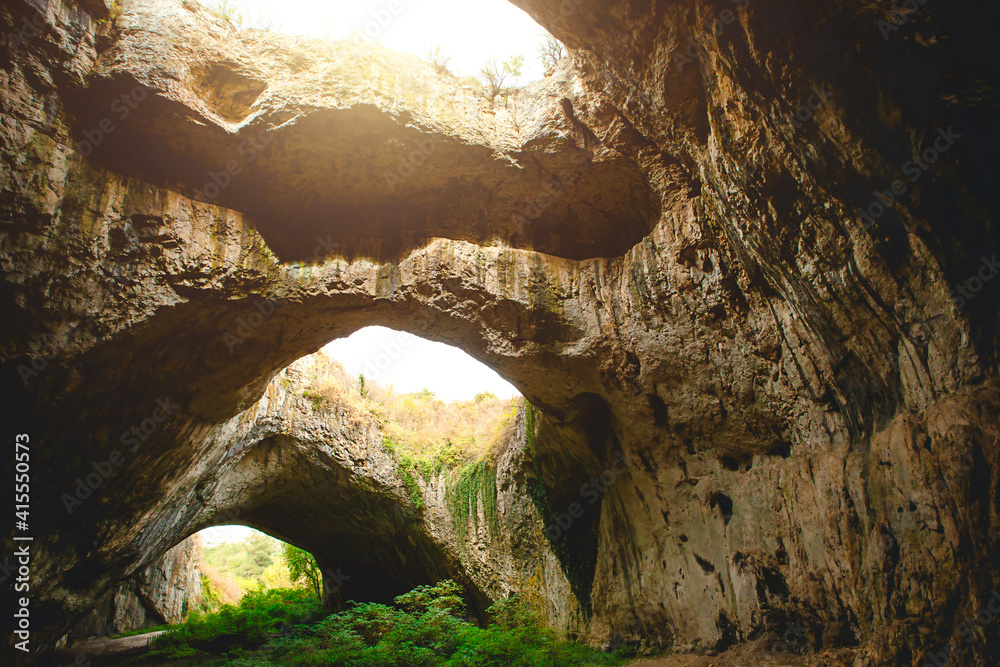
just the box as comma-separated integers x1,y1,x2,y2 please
2,0,999,664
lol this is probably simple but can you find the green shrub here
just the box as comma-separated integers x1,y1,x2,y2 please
133,580,629,666
143,587,324,660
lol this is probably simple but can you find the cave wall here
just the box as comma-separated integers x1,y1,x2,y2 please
70,536,203,639
2,0,999,664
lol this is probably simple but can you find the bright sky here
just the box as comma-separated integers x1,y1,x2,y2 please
322,326,519,402
199,525,257,547
200,0,552,81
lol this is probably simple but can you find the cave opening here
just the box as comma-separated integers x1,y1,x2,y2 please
191,0,558,82
171,326,525,619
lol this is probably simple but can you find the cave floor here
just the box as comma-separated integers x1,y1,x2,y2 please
628,639,856,667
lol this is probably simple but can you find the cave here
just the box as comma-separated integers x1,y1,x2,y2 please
2,0,1000,664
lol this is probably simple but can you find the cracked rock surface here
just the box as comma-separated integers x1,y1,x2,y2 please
2,0,1000,664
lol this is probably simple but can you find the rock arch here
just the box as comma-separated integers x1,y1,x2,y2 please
3,0,1000,663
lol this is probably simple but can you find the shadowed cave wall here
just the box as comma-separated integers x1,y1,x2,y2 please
2,0,1000,664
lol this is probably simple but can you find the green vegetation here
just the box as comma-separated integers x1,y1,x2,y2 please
283,543,322,601
200,531,293,608
130,588,324,664
132,581,627,666
301,389,326,411
205,0,283,32
481,55,525,100
446,459,499,543
206,532,279,580
303,359,520,478
207,0,245,28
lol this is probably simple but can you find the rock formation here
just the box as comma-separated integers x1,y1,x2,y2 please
2,0,999,664
70,536,203,639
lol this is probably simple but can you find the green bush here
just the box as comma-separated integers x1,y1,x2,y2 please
134,581,628,666
141,587,324,661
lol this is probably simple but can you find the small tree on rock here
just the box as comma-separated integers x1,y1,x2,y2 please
539,35,565,75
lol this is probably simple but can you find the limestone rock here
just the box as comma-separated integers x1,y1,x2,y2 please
2,0,1000,664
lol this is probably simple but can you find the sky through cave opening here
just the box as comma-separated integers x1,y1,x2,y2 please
207,326,521,545
194,0,558,82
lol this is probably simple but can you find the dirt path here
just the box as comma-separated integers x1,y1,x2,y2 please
627,639,856,667
57,630,166,663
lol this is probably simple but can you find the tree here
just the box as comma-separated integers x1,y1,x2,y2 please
539,35,565,75
480,58,507,100
427,44,452,75
480,55,525,101
243,532,277,577
282,543,323,601
207,0,246,29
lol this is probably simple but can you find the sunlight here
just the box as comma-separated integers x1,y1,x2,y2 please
196,0,553,81
322,326,519,402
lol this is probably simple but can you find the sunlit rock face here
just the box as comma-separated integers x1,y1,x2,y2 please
2,0,1000,664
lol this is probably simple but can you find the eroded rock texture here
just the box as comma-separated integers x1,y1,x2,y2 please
2,0,1000,664
71,536,203,638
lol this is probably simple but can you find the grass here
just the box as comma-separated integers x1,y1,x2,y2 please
301,356,520,478
127,582,629,666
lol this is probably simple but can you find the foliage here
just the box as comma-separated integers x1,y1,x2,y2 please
302,389,326,411
446,459,499,543
480,59,507,100
204,532,280,581
539,35,565,75
481,55,525,101
200,531,300,609
428,44,453,75
207,0,246,29
303,357,520,479
139,587,325,663
246,10,282,32
136,581,626,666
504,55,525,80
283,543,323,601
394,579,465,617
